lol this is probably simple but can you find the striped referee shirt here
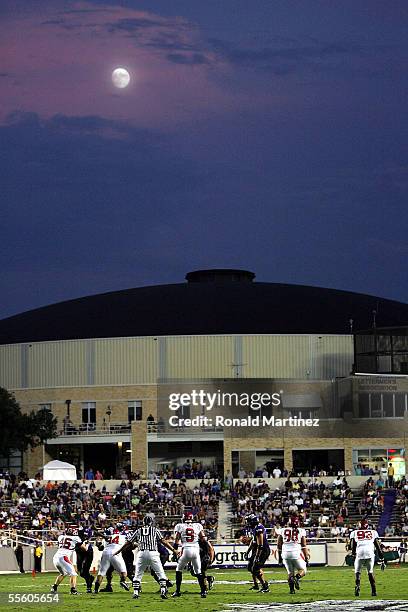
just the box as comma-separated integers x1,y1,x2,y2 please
128,526,163,552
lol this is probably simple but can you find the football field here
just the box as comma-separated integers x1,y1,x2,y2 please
0,567,408,611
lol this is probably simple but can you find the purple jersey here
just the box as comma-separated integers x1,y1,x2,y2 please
252,523,270,552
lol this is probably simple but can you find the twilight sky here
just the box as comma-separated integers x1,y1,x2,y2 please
1,0,408,319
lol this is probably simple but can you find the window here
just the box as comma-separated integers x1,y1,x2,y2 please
289,409,313,419
382,394,394,418
0,450,22,475
395,394,407,417
371,449,387,463
82,402,96,423
39,403,52,411
128,401,142,423
177,404,190,419
359,393,407,418
370,394,382,418
358,394,369,418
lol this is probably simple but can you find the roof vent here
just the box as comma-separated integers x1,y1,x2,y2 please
185,269,255,283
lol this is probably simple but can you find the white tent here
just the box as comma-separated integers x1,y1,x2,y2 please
42,460,77,481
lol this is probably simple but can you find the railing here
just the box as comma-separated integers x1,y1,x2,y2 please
58,422,131,436
147,421,223,434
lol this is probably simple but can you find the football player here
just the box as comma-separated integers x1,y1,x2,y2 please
76,526,94,593
172,512,208,598
190,536,215,592
349,518,384,597
94,524,130,594
51,526,86,596
277,515,309,594
245,514,270,593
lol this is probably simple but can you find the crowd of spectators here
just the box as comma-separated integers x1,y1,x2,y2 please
236,465,351,480
50,460,221,482
0,472,220,543
147,459,221,481
390,476,408,538
231,474,385,539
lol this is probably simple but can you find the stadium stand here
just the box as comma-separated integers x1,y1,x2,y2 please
0,476,220,543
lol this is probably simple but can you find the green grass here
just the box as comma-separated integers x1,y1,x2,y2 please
0,566,408,611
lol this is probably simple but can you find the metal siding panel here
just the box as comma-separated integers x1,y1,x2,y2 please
0,345,22,389
28,341,87,388
166,336,234,379
243,335,311,378
1,334,354,389
94,338,157,385
313,335,354,379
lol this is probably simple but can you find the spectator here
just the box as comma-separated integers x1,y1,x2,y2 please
84,468,94,480
388,463,395,488
272,466,282,479
146,414,155,432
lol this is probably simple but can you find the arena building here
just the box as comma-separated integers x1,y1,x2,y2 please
0,269,408,479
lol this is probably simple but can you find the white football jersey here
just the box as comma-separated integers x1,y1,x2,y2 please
174,522,203,547
278,527,307,556
104,532,127,552
57,534,82,552
350,529,379,557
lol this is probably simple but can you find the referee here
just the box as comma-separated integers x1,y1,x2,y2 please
114,515,176,600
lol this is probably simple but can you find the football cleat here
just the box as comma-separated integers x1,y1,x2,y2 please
355,585,360,597
160,588,168,600
120,580,130,591
70,589,80,596
172,591,181,597
207,576,215,590
293,575,300,590
259,584,270,593
50,585,58,593
200,592,207,598
99,585,113,593
132,592,139,599
372,589,377,597
249,584,259,591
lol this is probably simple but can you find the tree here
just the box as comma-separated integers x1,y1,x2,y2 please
0,387,58,458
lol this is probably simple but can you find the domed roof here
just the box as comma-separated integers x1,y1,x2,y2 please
0,269,407,344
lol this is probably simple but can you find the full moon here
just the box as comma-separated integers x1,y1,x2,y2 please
112,68,130,89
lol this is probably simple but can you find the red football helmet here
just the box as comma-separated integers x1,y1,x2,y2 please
183,512,193,523
359,518,369,529
289,515,300,527
66,525,78,536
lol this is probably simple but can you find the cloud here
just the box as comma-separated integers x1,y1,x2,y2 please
0,2,225,127
208,37,390,77
166,52,209,65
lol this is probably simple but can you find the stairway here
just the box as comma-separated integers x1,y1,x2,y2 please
217,497,234,542
377,488,397,536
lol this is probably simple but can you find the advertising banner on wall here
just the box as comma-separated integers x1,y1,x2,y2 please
210,542,327,568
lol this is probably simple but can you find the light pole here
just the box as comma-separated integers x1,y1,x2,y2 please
106,406,112,434
64,400,71,434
